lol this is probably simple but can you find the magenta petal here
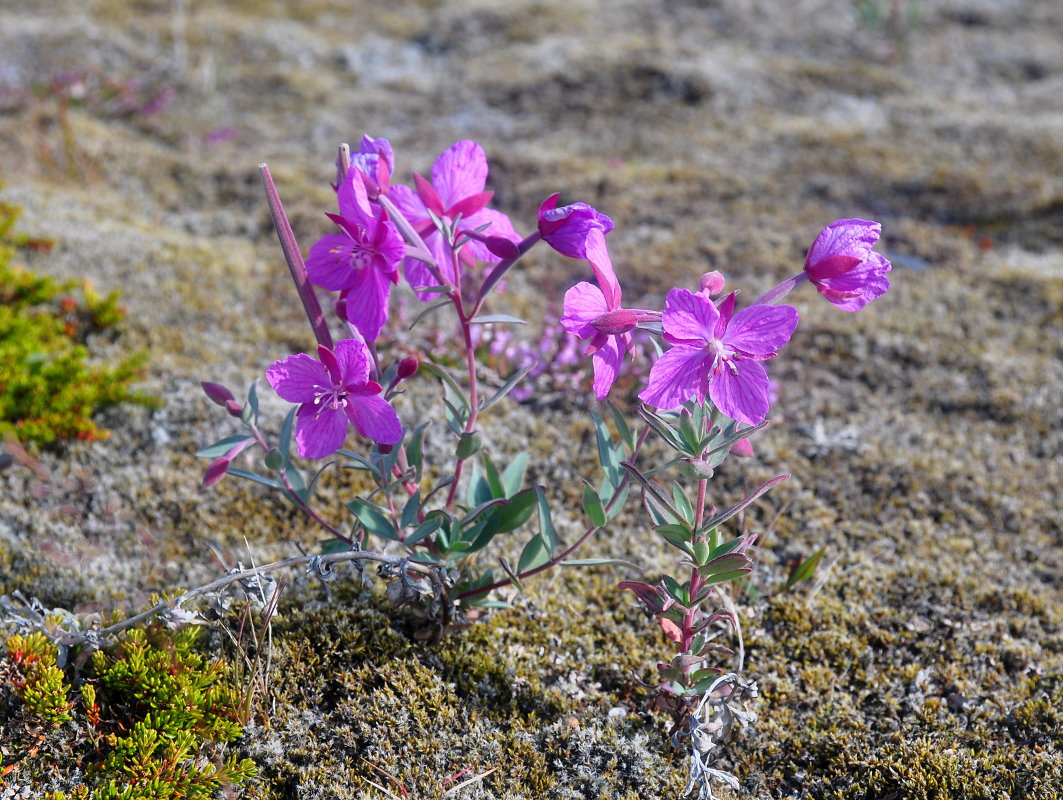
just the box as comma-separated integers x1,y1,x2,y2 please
431,140,488,206
805,254,864,282
295,402,349,459
306,233,363,291
341,267,392,343
332,338,372,386
639,345,707,410
817,252,892,311
266,353,329,404
387,183,428,223
709,359,771,425
345,392,403,445
661,288,719,346
584,228,621,309
805,218,881,268
591,336,624,401
337,170,373,219
724,304,799,356
561,281,609,337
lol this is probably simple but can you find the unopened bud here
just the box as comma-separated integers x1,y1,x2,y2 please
590,308,638,335
485,236,520,260
397,356,419,380
678,457,715,480
201,381,236,407
699,271,725,296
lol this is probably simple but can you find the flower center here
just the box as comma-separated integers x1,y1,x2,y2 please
707,339,739,377
312,383,349,415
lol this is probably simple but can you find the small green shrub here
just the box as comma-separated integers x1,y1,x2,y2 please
0,196,160,445
3,623,257,799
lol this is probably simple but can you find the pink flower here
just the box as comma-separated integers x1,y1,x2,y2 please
342,134,394,198
804,218,892,311
305,171,403,342
639,289,799,425
537,193,614,259
560,229,632,400
388,140,520,299
266,339,402,459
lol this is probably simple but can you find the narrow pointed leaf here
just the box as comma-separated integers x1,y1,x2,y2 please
582,482,606,527
517,534,550,573
196,435,253,459
501,452,529,498
534,485,557,554
480,363,537,412
703,474,789,529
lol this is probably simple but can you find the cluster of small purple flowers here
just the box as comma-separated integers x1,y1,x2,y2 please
265,135,891,457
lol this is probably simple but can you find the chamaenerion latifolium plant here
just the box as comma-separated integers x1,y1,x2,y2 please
191,136,892,797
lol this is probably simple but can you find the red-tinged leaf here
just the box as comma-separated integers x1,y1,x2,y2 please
658,616,684,644
203,456,231,487
619,580,673,614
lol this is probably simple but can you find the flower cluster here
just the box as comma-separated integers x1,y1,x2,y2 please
199,134,892,798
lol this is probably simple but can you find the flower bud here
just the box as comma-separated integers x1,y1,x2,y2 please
485,236,520,260
201,381,236,407
397,356,419,381
699,271,725,296
590,308,638,335
678,457,715,480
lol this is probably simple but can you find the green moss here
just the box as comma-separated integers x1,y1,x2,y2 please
0,197,160,445
2,623,256,798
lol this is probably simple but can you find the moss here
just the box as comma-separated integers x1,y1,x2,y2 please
0,197,160,445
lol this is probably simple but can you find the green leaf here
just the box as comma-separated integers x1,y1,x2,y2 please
246,380,260,424
480,364,536,412
483,452,505,498
560,557,643,570
660,575,688,605
421,360,469,409
405,515,444,546
605,483,630,521
196,435,252,459
337,450,382,478
501,452,529,498
582,482,606,527
696,568,753,589
534,485,557,555
305,461,333,503
460,497,509,526
498,557,524,593
404,423,429,478
697,552,750,578
442,397,466,435
672,482,694,525
320,539,352,554
468,314,529,326
460,514,501,553
467,464,493,508
517,534,550,573
264,448,284,471
703,474,789,529
781,548,825,592
278,406,297,462
591,410,623,492
456,430,483,460
678,408,702,454
494,487,537,533
284,463,308,502
227,468,283,490
655,523,695,552
408,297,451,329
636,406,684,451
400,490,421,529
607,401,635,451
346,498,398,541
